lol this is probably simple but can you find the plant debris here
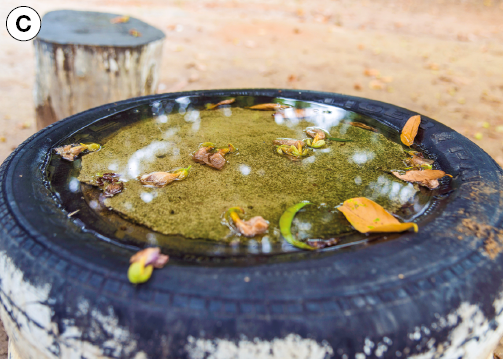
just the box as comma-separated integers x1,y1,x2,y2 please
110,15,130,24
276,141,309,160
129,29,142,37
207,98,235,110
400,115,421,146
193,142,235,170
55,143,101,161
139,166,191,187
247,103,291,111
338,197,418,233
224,207,269,237
392,169,447,189
405,151,434,169
104,182,124,197
95,173,124,197
272,138,305,147
304,127,326,148
349,122,378,132
306,238,339,249
128,247,169,284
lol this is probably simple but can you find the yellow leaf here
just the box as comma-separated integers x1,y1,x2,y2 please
392,169,446,189
338,197,418,234
400,115,421,146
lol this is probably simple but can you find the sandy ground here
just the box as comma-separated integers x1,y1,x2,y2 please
1,0,503,357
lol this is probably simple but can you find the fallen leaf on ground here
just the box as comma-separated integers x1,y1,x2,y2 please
207,98,235,110
248,103,290,111
364,68,380,77
392,169,446,189
338,197,418,233
349,122,378,132
400,115,421,146
110,15,130,24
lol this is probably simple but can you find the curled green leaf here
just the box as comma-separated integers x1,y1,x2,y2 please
279,201,315,250
128,261,154,284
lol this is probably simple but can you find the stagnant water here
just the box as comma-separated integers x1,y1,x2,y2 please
47,95,443,263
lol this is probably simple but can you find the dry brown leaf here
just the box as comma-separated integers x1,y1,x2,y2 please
349,122,378,132
248,103,290,111
392,169,446,189
338,197,418,233
400,115,421,146
207,98,235,110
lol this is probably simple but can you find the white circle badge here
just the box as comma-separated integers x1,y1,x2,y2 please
6,6,41,41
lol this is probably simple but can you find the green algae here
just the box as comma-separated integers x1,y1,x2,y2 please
78,105,416,243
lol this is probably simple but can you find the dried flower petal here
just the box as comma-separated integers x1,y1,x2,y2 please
139,167,191,187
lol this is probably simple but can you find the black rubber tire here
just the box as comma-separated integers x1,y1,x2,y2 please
1,89,503,359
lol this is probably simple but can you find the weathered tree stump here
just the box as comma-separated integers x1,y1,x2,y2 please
34,10,165,130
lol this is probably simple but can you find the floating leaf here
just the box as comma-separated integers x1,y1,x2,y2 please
349,122,378,132
400,115,421,146
207,98,235,110
110,15,130,24
248,103,290,111
279,202,315,250
392,169,446,189
338,197,418,234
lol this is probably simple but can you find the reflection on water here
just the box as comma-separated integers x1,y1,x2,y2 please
50,94,446,260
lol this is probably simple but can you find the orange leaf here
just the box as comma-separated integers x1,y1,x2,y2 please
392,169,446,189
207,98,235,110
338,197,418,234
400,115,421,146
248,103,290,111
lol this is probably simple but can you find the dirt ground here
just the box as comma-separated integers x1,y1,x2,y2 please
1,0,503,357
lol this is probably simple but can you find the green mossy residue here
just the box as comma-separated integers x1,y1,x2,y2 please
79,107,415,242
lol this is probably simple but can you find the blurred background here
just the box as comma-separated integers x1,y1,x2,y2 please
0,0,502,357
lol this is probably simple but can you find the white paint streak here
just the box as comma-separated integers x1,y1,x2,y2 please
185,333,334,359
0,250,142,359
